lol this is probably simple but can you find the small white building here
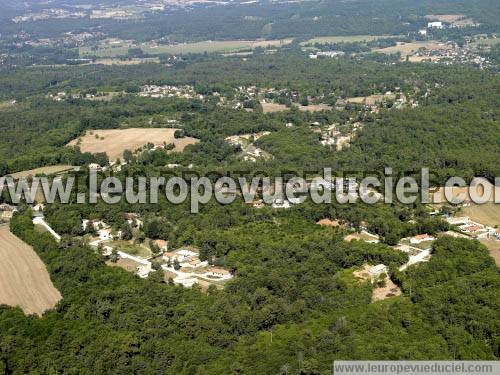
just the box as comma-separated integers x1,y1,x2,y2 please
428,21,443,29
369,264,388,279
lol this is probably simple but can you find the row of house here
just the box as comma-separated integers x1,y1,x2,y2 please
446,216,499,239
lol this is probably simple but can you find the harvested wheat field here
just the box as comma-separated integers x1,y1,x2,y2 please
10,165,76,179
260,102,289,113
375,42,452,58
0,225,61,316
68,128,199,161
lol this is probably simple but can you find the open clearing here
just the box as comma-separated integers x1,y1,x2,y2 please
68,128,199,161
81,39,293,57
296,103,332,112
461,202,500,227
302,35,397,45
10,165,75,179
375,41,452,58
260,102,289,113
0,225,61,316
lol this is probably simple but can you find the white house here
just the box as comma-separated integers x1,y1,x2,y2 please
369,264,388,279
428,21,443,29
98,228,112,241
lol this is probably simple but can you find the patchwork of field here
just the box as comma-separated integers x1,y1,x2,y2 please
375,41,452,58
9,165,75,179
0,225,61,316
302,35,397,45
68,128,199,161
81,39,293,58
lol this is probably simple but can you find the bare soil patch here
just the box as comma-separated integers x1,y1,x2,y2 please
68,128,199,161
375,41,451,58
461,202,500,227
10,165,75,179
316,218,342,227
372,278,402,302
107,258,142,273
260,102,289,113
0,225,61,316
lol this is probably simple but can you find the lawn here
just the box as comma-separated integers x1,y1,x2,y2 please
109,240,152,258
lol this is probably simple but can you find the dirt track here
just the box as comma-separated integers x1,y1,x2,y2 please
0,225,61,316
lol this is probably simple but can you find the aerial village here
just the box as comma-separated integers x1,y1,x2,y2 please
2,174,498,297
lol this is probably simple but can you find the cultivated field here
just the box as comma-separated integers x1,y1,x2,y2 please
10,165,76,179
81,39,293,58
68,128,199,161
302,35,397,45
461,202,500,227
91,57,160,66
375,41,452,58
296,103,332,112
260,102,289,113
0,225,61,316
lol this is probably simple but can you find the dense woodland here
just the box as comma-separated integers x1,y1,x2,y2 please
1,206,497,373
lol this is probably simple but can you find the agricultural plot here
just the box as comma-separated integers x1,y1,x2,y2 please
461,202,500,227
375,41,452,58
68,128,199,161
296,103,332,112
0,225,61,316
302,35,396,45
9,165,76,179
81,39,292,58
260,102,289,113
